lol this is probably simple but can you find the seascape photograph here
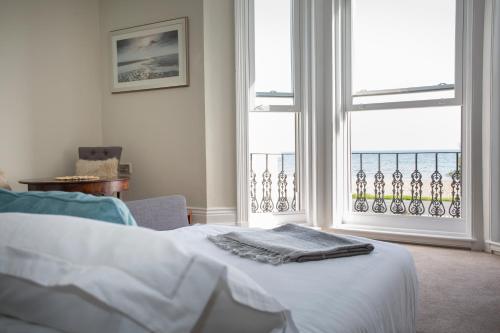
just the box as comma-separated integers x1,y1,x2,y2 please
110,17,188,92
116,30,179,83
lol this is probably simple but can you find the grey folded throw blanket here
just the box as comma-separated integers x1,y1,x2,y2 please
208,224,374,265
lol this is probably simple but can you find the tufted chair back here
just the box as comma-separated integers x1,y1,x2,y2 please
78,147,122,161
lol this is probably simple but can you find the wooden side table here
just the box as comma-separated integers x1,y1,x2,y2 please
19,177,129,198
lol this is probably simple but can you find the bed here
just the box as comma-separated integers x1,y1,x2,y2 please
0,213,418,333
161,225,418,333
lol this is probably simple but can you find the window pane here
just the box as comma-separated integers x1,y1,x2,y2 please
254,0,293,101
249,112,298,214
350,106,462,218
351,0,456,96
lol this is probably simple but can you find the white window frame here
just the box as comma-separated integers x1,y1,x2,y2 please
250,0,301,113
235,0,309,226
344,0,464,112
236,0,484,246
333,0,482,241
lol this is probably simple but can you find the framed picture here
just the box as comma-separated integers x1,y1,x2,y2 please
110,17,188,93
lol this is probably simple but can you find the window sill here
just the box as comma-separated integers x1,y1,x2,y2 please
248,211,307,228
326,223,475,249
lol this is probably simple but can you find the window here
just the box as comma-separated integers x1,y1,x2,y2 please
245,0,303,227
337,0,467,235
347,0,461,110
254,0,294,108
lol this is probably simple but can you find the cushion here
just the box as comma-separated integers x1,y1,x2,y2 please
0,213,296,333
75,158,118,179
0,170,11,191
0,189,136,226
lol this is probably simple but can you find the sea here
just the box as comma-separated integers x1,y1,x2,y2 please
250,150,461,181
350,151,461,181
117,54,179,83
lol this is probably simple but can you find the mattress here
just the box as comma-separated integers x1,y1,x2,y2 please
160,225,419,333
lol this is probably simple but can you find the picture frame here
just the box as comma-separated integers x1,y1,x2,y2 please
110,17,188,93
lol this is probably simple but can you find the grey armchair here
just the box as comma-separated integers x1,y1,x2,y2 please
126,195,190,231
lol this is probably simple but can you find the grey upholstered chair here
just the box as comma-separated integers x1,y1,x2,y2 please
78,146,122,161
126,195,190,231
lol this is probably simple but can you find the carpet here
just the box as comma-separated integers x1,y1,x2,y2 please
405,244,500,333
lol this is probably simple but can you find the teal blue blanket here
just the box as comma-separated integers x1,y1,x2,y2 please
0,189,136,226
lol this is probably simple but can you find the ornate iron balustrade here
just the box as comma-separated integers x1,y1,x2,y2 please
352,151,461,218
250,153,297,213
249,151,462,218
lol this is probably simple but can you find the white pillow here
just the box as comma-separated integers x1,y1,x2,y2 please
193,276,292,333
0,315,61,333
0,213,296,333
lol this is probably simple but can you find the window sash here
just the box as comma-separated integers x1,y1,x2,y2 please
343,0,465,112
249,0,301,112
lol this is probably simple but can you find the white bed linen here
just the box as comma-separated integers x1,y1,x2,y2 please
0,316,61,333
160,225,418,333
0,213,297,333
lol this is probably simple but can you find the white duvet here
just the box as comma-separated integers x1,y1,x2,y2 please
160,225,419,333
0,215,418,333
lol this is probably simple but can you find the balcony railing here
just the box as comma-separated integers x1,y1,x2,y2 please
250,153,297,213
249,151,462,218
352,151,461,218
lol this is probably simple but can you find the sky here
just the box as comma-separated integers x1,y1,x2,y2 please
250,0,461,154
117,30,178,63
351,0,456,92
254,0,292,93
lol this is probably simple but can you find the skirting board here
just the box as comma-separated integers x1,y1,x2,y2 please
189,207,237,225
486,241,500,255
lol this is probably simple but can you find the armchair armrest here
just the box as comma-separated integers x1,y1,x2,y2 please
126,195,189,231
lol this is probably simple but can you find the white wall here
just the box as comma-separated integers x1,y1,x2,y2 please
0,0,237,210
483,0,500,246
203,0,237,208
99,0,208,207
492,0,500,243
0,0,103,191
